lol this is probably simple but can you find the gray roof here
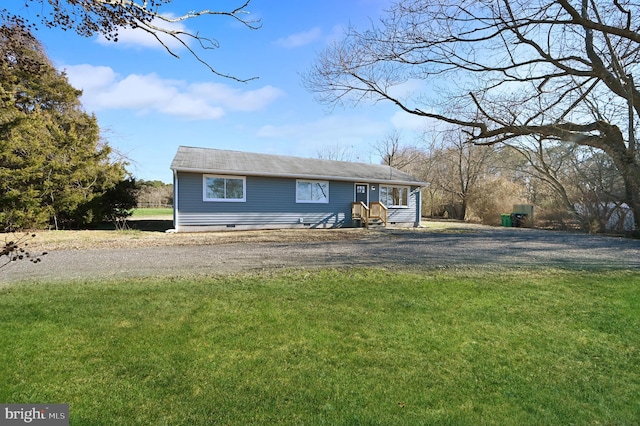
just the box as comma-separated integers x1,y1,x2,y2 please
171,146,427,186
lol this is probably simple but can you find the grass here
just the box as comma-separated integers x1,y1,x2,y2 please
1,269,639,425
130,208,173,218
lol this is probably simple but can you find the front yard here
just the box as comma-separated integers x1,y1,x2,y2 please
1,269,639,425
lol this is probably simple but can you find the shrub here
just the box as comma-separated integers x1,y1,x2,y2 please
467,177,525,225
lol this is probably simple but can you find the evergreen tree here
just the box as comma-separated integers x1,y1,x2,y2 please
0,24,129,230
90,177,139,230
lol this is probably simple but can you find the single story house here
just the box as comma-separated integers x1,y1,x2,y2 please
170,146,427,232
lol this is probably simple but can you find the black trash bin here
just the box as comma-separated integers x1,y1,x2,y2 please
511,213,528,227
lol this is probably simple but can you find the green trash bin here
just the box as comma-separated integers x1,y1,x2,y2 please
501,214,512,227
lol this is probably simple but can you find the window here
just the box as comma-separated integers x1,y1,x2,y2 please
380,185,409,207
296,180,329,203
203,175,246,202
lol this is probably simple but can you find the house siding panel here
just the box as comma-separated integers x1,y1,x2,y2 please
386,186,420,225
176,172,354,228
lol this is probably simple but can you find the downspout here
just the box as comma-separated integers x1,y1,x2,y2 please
173,169,179,232
415,187,422,227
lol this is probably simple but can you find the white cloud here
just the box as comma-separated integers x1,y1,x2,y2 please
62,64,117,92
63,64,284,120
189,83,285,112
95,15,188,50
275,27,323,48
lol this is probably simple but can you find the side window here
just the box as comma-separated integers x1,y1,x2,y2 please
296,180,329,203
380,185,409,207
203,175,246,202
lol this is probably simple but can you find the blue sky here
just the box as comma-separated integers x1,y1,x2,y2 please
12,0,426,182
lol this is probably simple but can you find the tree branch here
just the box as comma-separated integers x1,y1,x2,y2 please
2,1,261,81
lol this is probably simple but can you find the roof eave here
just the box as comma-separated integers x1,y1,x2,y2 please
171,166,427,187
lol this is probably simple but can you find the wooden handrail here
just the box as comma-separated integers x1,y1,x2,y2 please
369,202,388,225
352,202,368,227
352,201,387,228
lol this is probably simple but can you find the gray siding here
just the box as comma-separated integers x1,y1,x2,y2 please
386,186,421,225
175,172,422,230
176,172,353,228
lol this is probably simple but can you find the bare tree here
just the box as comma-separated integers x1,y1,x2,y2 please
505,135,630,230
427,131,499,220
316,142,357,162
571,148,630,231
304,0,640,230
375,130,422,170
506,137,579,218
1,0,260,81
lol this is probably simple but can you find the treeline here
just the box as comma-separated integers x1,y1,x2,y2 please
377,130,632,233
0,25,136,231
136,180,173,208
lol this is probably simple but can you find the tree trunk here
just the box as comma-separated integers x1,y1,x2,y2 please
620,161,640,233
600,142,640,233
459,198,468,221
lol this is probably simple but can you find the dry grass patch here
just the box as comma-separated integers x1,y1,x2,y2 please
26,228,373,251
8,220,491,253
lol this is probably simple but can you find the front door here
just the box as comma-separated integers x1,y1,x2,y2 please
355,183,368,206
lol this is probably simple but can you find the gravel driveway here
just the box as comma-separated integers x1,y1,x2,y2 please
2,224,639,283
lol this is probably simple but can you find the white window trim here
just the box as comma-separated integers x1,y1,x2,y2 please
380,185,410,208
296,179,329,204
203,174,246,202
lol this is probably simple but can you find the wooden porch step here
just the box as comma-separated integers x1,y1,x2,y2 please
367,218,386,228
351,201,388,229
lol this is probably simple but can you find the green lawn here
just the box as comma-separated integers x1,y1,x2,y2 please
1,269,639,425
130,208,173,217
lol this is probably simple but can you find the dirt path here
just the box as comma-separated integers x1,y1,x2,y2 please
1,224,639,283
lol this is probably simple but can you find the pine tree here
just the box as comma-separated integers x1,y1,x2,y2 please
0,24,130,231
